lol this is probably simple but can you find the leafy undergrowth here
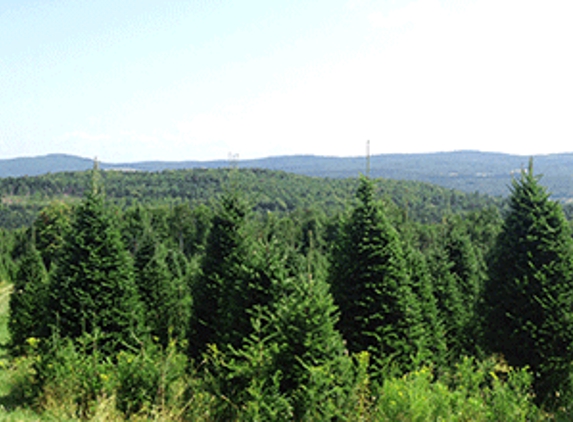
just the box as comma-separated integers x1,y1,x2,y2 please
0,280,570,421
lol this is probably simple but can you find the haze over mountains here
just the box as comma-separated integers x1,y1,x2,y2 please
2,151,573,200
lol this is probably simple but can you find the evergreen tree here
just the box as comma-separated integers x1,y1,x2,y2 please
8,241,49,355
32,201,72,271
483,161,573,406
206,253,353,420
272,270,353,419
404,246,447,367
48,165,143,354
428,245,468,362
138,242,188,347
133,227,156,277
188,190,251,359
121,204,150,256
329,176,425,374
442,217,483,356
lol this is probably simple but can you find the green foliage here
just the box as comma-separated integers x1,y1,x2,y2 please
199,267,355,421
115,340,188,418
48,171,143,355
375,356,539,421
200,321,293,421
8,243,49,356
404,246,448,367
329,176,425,374
27,331,189,420
483,162,573,407
137,241,190,347
32,201,72,271
0,229,17,284
271,273,353,419
188,190,253,358
120,203,150,256
0,167,503,229
2,161,570,420
36,333,118,419
428,245,468,362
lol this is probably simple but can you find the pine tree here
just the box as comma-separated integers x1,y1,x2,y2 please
8,241,49,355
329,176,425,374
483,160,573,406
48,164,143,354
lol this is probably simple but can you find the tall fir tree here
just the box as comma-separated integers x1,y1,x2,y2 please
404,246,447,367
205,250,353,420
329,176,425,374
48,163,143,354
271,269,354,419
483,160,573,406
8,241,49,355
442,217,483,357
32,201,72,272
427,245,468,362
137,241,189,347
188,190,252,359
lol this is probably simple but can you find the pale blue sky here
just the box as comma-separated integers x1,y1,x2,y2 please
2,0,572,162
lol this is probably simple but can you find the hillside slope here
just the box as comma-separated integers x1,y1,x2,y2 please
0,167,501,229
2,151,572,199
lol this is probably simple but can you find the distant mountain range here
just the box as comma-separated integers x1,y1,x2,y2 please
2,151,573,199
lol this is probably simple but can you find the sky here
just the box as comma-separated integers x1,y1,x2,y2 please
1,0,572,163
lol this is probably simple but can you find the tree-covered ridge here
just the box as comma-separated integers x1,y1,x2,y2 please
3,151,573,199
0,167,502,229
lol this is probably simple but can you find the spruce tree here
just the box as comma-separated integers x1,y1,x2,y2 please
48,165,143,354
329,176,425,374
8,242,49,355
483,160,573,406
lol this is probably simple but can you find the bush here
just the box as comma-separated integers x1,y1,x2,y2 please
115,339,188,418
31,333,189,420
375,356,540,422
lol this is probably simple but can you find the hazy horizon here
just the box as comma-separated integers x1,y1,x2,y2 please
4,149,573,165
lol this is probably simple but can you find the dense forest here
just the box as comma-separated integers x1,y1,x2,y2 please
0,167,501,229
0,162,572,420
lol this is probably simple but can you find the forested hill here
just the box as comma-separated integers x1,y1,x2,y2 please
0,167,501,229
2,151,573,199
